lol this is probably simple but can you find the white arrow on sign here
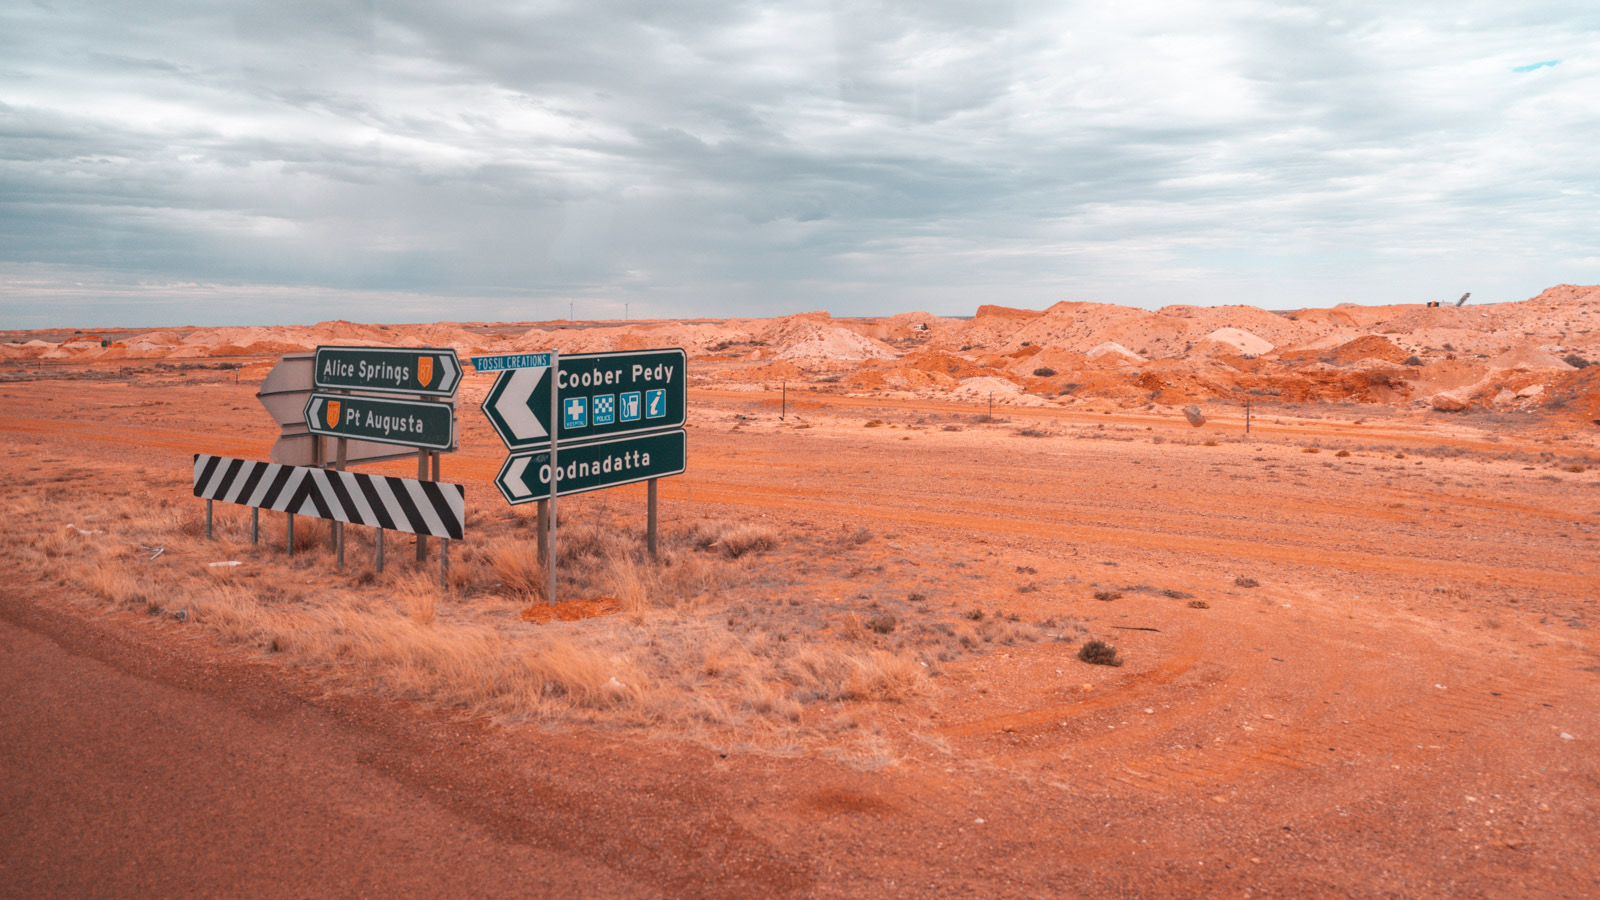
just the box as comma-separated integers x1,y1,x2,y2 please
437,353,459,393
492,366,548,442
502,456,535,500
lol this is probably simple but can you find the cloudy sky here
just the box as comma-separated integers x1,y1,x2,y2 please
2,1,1596,327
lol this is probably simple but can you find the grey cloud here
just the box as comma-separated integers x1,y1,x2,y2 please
1,1,1598,326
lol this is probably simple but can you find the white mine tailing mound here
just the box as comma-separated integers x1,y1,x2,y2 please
952,376,1050,406
775,327,897,361
1084,341,1143,362
1200,327,1273,356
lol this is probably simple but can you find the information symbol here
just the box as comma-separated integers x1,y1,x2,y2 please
645,389,666,419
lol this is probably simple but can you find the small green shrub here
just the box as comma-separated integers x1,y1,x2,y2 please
1078,640,1122,667
866,614,897,634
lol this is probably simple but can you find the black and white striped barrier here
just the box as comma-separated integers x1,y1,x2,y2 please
192,454,464,540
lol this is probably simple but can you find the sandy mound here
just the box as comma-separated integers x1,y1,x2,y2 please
1488,342,1575,371
1005,347,1087,377
846,367,958,392
1198,327,1273,356
1327,335,1412,365
775,327,896,362
897,350,991,380
1085,342,1143,364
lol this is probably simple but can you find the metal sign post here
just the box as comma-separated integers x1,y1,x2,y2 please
647,478,658,558
416,449,429,562
547,349,559,606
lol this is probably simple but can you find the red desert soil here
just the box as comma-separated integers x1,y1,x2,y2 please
2,300,1599,896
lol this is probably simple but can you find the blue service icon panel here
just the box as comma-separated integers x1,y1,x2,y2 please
563,396,587,429
645,389,666,419
593,393,616,425
619,391,642,423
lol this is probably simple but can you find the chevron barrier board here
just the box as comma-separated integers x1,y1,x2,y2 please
192,454,464,540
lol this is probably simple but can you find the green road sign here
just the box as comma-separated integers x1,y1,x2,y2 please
481,347,685,450
494,429,685,504
313,346,462,397
304,392,455,451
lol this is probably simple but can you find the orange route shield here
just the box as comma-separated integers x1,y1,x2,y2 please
326,399,341,429
417,356,434,388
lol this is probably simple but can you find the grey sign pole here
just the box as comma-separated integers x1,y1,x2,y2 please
416,449,429,562
547,349,559,606
334,438,347,572
647,478,658,558
536,499,548,564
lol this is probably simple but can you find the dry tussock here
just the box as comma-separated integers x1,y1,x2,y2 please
683,519,778,558
291,518,329,552
395,573,439,626
87,562,153,611
484,537,545,600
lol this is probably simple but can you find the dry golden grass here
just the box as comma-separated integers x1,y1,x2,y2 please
682,519,778,558
395,573,439,626
87,562,154,611
13,462,939,757
185,583,649,719
484,537,545,601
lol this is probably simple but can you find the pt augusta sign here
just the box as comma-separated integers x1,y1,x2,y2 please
304,393,454,451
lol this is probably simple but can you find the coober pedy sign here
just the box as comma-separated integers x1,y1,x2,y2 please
475,347,688,605
481,348,686,450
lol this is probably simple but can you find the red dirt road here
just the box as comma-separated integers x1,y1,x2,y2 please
3,368,1600,896
0,595,662,897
